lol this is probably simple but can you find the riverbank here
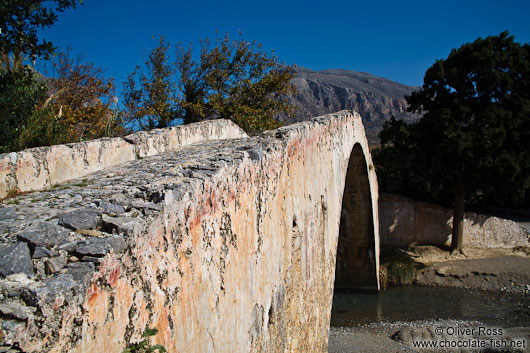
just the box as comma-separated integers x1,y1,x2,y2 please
328,246,530,352
411,246,530,294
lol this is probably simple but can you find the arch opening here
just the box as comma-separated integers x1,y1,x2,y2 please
334,143,378,290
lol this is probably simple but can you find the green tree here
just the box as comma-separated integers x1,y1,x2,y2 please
0,0,81,70
0,0,86,152
0,67,50,152
122,33,296,135
377,32,530,253
122,36,179,130
176,33,296,134
0,49,119,152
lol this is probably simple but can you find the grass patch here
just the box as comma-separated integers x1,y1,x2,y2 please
72,178,93,188
50,184,69,191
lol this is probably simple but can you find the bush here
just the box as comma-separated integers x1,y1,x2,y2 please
122,328,166,353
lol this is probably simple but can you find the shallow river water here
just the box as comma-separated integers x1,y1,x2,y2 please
330,286,530,328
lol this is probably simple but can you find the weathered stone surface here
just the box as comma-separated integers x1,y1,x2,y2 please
129,200,161,211
57,241,78,253
0,111,379,353
0,274,40,292
0,243,34,278
0,119,247,199
58,210,101,231
44,252,67,274
379,193,529,248
32,274,79,304
2,320,23,332
123,119,247,158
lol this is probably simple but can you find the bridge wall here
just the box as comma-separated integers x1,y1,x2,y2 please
0,111,378,352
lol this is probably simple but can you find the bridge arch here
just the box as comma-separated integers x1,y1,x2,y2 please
335,143,380,290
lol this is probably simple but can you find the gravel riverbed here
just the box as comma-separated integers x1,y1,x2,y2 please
329,320,530,352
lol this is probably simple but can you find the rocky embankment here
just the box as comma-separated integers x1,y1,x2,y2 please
280,67,421,144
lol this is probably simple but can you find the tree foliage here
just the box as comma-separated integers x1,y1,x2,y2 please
0,0,113,153
375,32,530,252
47,48,121,142
0,0,81,70
176,33,296,134
0,49,119,152
122,33,296,135
0,66,50,152
122,36,179,131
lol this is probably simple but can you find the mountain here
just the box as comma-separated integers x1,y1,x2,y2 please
279,67,422,144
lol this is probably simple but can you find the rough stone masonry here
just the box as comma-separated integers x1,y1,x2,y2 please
0,111,379,352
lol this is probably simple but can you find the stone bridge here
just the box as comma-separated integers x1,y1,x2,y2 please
0,111,379,352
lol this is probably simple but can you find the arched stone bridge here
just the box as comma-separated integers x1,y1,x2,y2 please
0,111,379,352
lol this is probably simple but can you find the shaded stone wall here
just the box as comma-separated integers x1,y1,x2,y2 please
379,193,529,248
0,119,248,199
0,111,379,352
335,144,378,289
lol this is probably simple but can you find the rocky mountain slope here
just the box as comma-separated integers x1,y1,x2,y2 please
280,67,422,144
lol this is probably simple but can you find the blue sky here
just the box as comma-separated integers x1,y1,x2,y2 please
39,0,530,88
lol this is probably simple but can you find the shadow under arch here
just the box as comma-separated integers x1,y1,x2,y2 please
335,143,378,290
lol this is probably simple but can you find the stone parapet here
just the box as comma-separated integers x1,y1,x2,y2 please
0,119,247,199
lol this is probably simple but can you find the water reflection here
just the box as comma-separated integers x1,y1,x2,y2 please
331,286,530,328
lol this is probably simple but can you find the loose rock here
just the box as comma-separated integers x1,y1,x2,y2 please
130,200,161,211
33,274,78,304
75,236,127,257
58,210,101,231
102,215,143,236
17,223,68,250
65,262,95,282
0,243,34,278
0,302,35,320
98,201,126,215
32,247,58,259
44,253,67,275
